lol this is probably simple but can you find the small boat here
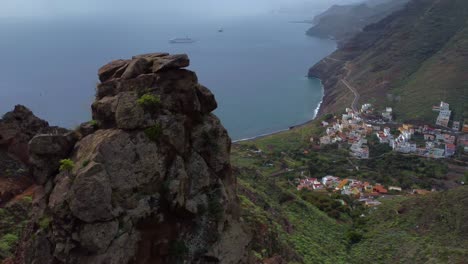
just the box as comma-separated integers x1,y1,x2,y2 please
169,37,196,44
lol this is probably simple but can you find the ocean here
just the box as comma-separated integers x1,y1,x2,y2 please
0,14,335,140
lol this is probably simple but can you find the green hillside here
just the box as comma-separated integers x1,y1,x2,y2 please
350,186,468,263
309,0,468,123
232,117,467,263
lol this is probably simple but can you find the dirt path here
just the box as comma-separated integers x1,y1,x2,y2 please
341,63,360,112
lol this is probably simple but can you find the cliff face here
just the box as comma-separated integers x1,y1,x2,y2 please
13,53,251,264
307,0,408,46
310,0,468,122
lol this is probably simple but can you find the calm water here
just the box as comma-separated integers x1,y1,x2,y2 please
0,14,335,140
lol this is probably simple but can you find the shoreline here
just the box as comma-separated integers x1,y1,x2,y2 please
233,78,324,143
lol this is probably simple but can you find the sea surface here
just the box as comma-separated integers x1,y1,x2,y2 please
0,14,335,140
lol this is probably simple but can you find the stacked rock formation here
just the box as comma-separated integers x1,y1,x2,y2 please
16,53,250,264
0,105,58,204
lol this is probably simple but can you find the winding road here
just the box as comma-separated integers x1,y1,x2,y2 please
323,56,361,112
342,79,360,112
342,63,360,112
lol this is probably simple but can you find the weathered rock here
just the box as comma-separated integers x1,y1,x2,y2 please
196,84,218,113
68,163,113,222
91,95,119,128
78,121,97,137
75,231,140,264
23,233,54,264
157,114,186,153
29,132,78,184
96,73,156,99
79,221,119,253
191,114,231,174
77,130,166,191
48,173,71,214
121,57,151,80
98,59,129,82
15,53,251,264
166,156,188,209
132,52,169,60
115,92,146,130
152,54,190,72
0,105,50,164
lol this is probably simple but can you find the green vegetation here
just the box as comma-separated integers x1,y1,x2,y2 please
0,199,32,260
22,196,33,203
350,187,468,263
89,119,98,128
0,234,19,258
38,216,51,230
232,117,464,263
59,159,75,172
237,168,349,263
82,159,90,168
144,124,163,142
312,0,467,123
137,93,161,112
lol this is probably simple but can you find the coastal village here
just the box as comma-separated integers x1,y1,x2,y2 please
296,176,404,207
318,101,467,159
295,101,468,207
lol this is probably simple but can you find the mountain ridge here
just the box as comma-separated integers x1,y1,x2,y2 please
309,0,468,125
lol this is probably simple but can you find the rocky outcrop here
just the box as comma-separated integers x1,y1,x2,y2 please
0,105,50,164
0,106,57,205
14,53,251,264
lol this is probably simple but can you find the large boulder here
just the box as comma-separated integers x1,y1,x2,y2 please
0,105,50,164
28,132,78,184
98,59,129,83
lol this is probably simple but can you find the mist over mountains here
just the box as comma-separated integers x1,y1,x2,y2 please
2,0,362,19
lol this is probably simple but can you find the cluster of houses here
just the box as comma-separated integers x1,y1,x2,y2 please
296,175,402,207
318,102,466,159
375,123,458,158
319,107,372,159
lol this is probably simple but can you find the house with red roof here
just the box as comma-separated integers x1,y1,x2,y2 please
373,185,388,194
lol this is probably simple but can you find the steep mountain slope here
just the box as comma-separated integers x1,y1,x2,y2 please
307,0,408,46
350,186,468,263
309,0,468,124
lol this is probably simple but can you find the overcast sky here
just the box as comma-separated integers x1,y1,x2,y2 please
1,0,362,19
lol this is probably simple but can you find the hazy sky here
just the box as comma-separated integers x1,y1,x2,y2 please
1,0,362,19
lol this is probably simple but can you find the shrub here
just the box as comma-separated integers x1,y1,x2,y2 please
144,124,163,142
22,196,33,203
137,94,161,111
82,160,90,168
0,233,19,256
38,216,51,229
345,230,363,245
59,159,75,172
89,120,98,128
